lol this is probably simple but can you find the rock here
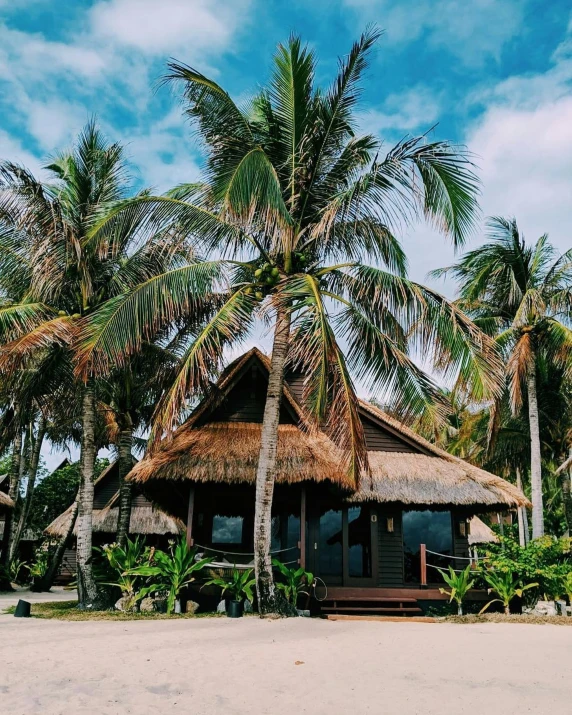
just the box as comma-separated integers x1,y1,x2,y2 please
185,600,199,615
523,600,558,616
140,597,155,613
114,594,138,612
244,599,253,614
216,599,226,613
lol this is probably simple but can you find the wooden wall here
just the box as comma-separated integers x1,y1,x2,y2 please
376,506,404,587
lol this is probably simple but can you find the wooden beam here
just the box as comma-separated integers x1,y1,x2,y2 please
420,543,427,588
186,486,195,547
299,485,307,569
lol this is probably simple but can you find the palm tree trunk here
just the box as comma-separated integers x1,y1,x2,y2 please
116,424,134,548
76,381,101,609
1,428,23,570
527,367,544,539
516,468,527,547
38,496,79,592
11,415,47,560
561,449,572,537
253,306,297,616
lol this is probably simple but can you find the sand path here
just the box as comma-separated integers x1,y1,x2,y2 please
1,615,570,714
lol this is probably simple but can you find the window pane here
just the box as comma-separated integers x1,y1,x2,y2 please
348,506,372,578
403,510,452,583
212,515,244,544
319,508,343,577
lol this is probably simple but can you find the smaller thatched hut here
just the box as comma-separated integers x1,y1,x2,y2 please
468,516,499,545
0,489,14,512
45,459,183,582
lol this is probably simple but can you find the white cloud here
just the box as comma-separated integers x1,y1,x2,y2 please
343,0,526,64
358,85,441,135
90,0,250,56
406,24,572,292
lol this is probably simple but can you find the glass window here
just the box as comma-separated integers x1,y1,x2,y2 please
348,506,372,578
212,515,244,544
403,510,453,583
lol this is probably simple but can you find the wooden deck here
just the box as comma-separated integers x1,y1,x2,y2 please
316,586,488,617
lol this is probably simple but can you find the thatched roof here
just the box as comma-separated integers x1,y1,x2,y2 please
128,422,350,488
468,516,499,545
44,501,183,538
354,402,528,509
128,348,528,510
0,489,14,510
44,459,184,539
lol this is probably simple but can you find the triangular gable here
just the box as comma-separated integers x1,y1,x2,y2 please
192,348,302,428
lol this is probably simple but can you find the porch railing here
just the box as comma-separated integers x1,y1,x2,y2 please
419,543,477,587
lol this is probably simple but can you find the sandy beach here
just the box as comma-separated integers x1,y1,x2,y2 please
1,614,571,714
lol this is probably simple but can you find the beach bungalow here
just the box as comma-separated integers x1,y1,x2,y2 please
127,348,528,615
45,459,183,582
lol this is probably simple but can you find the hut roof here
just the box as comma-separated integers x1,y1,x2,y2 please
44,502,183,538
129,421,349,488
44,459,184,539
0,489,14,510
468,516,499,545
127,348,528,510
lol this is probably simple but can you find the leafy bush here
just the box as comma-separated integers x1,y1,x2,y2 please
131,538,212,614
479,535,572,605
272,559,314,605
438,565,475,615
9,558,29,585
205,567,256,603
98,536,151,611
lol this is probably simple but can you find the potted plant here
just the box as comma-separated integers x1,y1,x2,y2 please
131,537,212,614
272,559,314,611
438,565,475,616
205,567,256,618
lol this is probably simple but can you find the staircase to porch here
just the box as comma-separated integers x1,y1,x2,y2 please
318,587,424,617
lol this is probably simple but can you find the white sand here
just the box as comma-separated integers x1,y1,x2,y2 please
0,614,571,714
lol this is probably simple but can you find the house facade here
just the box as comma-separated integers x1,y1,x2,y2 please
128,349,527,614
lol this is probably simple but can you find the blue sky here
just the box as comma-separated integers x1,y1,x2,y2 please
1,0,571,467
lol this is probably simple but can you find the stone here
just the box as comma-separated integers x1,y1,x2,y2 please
216,599,226,613
244,599,253,613
140,597,155,613
523,600,558,616
185,600,200,615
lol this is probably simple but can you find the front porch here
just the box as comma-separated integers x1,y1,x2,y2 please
177,481,486,612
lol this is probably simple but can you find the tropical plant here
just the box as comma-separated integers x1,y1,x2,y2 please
131,538,212,614
99,536,151,611
479,570,538,615
9,557,29,585
0,121,193,607
205,567,257,603
434,218,572,538
28,547,50,581
438,565,475,615
272,558,314,605
82,29,498,614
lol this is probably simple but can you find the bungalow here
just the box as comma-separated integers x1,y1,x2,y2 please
45,459,184,582
128,348,527,615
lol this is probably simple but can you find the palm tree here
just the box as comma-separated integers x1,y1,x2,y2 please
80,30,501,614
0,121,192,606
433,217,572,538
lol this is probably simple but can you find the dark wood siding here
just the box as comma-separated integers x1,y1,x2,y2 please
377,506,404,587
284,371,305,403
207,366,295,424
362,416,417,453
93,467,120,508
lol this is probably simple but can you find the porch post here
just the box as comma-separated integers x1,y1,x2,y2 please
299,485,306,569
186,485,195,547
420,543,427,588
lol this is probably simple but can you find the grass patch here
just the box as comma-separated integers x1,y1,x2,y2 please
443,613,572,626
3,600,227,621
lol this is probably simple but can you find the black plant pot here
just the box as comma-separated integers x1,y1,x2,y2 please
227,599,244,618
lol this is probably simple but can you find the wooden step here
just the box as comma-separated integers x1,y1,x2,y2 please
321,606,423,614
323,597,418,603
